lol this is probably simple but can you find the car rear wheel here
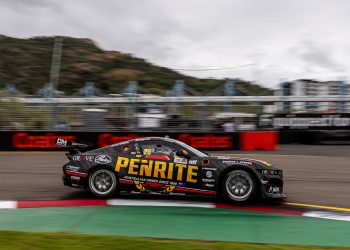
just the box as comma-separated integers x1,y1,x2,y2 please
89,168,118,197
222,169,257,203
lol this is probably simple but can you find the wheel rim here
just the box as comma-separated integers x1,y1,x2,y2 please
225,171,253,200
90,169,116,195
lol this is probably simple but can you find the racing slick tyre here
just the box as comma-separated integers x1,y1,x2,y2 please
222,169,258,203
88,167,119,197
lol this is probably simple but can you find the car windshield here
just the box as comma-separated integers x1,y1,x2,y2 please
175,140,210,157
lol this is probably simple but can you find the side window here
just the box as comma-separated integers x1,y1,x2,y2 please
141,144,176,157
137,141,180,157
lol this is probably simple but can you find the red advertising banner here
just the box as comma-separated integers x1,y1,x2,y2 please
0,131,243,151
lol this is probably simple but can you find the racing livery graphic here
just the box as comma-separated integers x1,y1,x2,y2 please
58,137,286,203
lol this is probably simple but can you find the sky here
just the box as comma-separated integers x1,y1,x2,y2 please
1,0,350,89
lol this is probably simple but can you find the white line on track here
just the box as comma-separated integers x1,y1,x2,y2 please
0,201,17,209
304,211,350,222
106,199,214,208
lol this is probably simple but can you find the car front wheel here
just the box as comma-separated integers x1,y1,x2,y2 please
222,169,257,203
89,168,118,197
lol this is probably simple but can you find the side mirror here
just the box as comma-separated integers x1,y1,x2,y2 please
176,149,190,159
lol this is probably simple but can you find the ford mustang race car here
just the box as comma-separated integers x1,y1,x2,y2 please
57,137,286,203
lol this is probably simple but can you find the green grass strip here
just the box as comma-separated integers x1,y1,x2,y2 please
0,231,349,250
1,206,350,247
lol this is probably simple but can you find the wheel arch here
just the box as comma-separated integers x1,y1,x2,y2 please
87,164,118,178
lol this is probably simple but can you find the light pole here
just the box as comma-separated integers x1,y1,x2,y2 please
49,36,63,129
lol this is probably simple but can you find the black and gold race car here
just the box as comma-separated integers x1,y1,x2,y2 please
57,136,286,203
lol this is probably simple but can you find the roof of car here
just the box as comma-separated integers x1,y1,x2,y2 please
110,137,183,148
133,136,177,143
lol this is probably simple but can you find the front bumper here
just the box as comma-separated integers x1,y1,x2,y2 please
260,175,287,199
264,192,287,199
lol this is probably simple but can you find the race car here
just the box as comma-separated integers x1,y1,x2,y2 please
57,136,286,203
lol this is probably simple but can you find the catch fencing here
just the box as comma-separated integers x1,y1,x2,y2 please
0,99,261,132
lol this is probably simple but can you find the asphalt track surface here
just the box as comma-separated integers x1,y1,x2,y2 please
0,145,349,208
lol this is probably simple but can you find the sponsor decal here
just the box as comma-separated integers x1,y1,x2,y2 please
70,176,80,181
71,183,85,188
12,133,76,149
261,169,278,175
115,156,198,183
261,179,268,184
169,192,186,196
217,156,230,159
133,180,176,193
202,178,215,183
134,145,142,154
65,165,80,172
133,180,149,192
124,175,178,185
189,160,197,165
121,176,179,193
222,160,252,165
174,157,188,164
273,116,350,129
95,155,112,164
56,138,67,146
204,183,214,187
85,156,95,162
268,186,280,193
72,156,80,161
73,155,94,162
203,167,217,171
205,171,213,178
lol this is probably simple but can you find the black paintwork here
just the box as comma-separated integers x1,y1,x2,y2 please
62,137,286,199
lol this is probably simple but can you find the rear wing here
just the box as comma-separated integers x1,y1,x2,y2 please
56,137,90,154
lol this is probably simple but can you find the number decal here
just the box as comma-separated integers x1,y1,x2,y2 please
143,148,152,155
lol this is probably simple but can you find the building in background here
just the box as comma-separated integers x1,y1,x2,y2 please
275,79,350,113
